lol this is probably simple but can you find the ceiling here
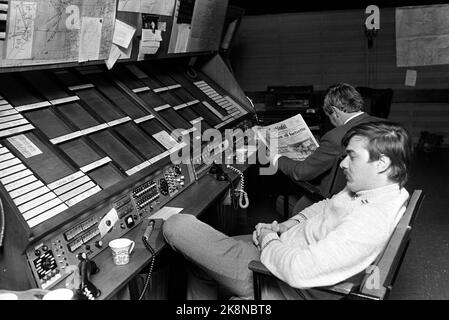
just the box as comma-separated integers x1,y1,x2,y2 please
228,0,449,15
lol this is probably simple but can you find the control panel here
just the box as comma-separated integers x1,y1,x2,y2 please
25,163,194,290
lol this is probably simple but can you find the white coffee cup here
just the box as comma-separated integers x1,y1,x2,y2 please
109,238,135,265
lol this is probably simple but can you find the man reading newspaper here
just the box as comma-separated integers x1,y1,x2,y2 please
256,83,381,215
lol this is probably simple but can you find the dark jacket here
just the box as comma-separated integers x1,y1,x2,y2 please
277,113,380,193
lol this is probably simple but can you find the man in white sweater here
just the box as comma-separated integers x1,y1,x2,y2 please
163,121,412,299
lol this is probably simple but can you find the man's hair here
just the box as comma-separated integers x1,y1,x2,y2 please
323,83,364,114
342,121,412,188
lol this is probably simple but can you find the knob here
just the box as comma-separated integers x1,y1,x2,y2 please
77,252,87,260
95,241,103,248
34,249,41,256
85,244,91,250
105,220,111,227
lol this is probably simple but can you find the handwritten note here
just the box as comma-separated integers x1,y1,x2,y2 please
113,19,136,49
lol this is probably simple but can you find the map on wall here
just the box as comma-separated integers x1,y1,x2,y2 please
3,0,116,66
396,4,449,67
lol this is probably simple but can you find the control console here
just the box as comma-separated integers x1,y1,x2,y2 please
25,163,194,290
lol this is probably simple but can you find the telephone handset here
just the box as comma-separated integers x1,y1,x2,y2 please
136,218,159,300
210,163,249,209
75,253,101,300
226,165,249,209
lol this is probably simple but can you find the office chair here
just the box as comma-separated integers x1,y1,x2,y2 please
278,154,346,218
356,87,394,119
249,189,425,300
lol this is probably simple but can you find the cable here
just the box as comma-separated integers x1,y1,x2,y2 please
139,236,156,300
0,197,5,251
247,96,260,125
186,67,198,79
226,165,249,209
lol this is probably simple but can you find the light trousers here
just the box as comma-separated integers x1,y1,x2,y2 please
163,214,340,300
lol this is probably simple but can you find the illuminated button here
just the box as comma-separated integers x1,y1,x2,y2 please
77,252,87,260
125,215,134,228
42,245,48,251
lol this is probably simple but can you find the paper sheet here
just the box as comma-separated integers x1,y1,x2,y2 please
98,208,119,238
118,0,176,16
105,44,122,70
174,24,190,53
119,41,133,59
113,19,136,49
138,29,162,57
7,134,42,158
6,1,37,59
158,22,167,32
405,69,417,87
142,29,162,42
152,131,179,150
78,17,103,62
149,206,183,220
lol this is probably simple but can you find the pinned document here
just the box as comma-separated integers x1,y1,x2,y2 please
113,19,136,49
405,69,417,87
98,208,119,238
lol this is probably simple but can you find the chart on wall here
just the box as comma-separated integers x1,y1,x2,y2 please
396,4,449,67
2,0,117,66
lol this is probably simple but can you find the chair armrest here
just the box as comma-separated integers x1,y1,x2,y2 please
248,260,273,276
249,260,362,297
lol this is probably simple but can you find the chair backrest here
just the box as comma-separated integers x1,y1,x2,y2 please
356,87,394,119
357,190,425,299
323,154,346,198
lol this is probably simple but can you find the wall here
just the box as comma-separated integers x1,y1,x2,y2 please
230,8,449,144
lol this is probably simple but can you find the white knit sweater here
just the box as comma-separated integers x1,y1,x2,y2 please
260,184,410,289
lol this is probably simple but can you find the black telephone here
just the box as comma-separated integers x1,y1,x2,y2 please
75,253,101,300
209,164,249,209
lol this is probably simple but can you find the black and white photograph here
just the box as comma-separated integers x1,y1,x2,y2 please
0,0,447,314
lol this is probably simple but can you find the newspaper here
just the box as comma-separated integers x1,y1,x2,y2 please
256,114,319,161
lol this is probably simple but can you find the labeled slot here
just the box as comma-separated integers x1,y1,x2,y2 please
6,133,75,184
89,130,142,172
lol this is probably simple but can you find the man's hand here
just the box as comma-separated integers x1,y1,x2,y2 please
256,227,275,249
252,223,272,248
252,220,298,248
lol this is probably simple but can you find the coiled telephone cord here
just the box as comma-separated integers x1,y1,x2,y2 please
226,165,249,209
139,237,156,300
